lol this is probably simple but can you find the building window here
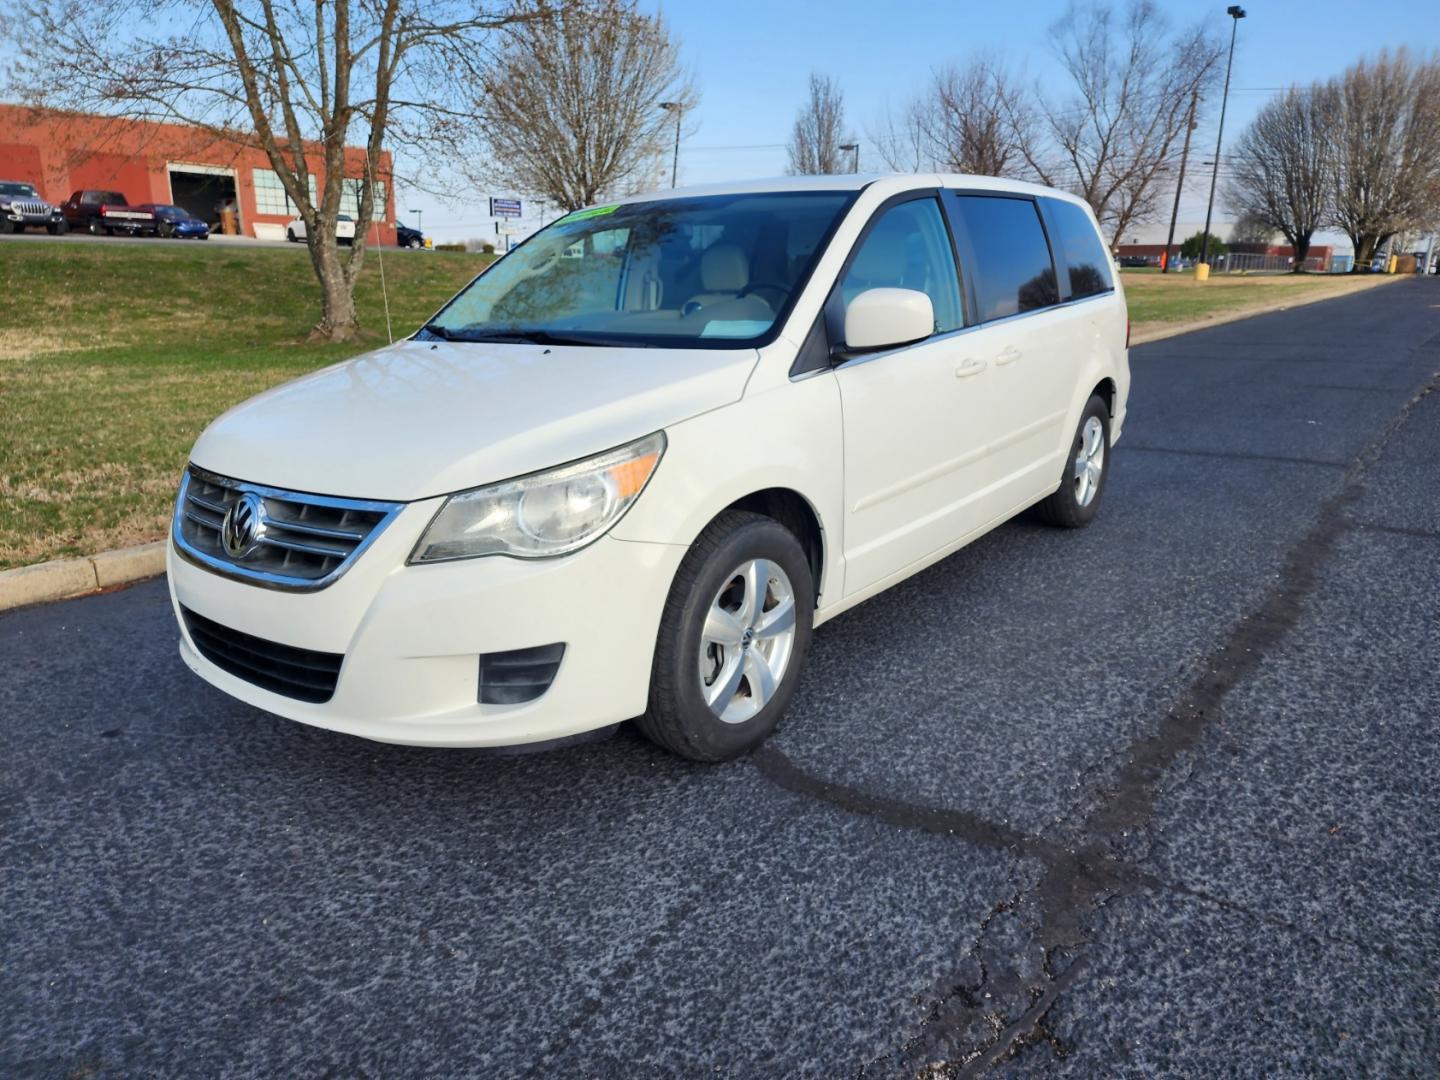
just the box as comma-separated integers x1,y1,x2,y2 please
251,169,317,216
339,178,387,218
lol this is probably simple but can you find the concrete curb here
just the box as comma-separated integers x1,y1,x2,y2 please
0,541,166,614
1130,274,1403,346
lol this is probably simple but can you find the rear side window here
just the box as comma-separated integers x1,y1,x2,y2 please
950,195,1057,323
839,198,963,335
1047,199,1114,298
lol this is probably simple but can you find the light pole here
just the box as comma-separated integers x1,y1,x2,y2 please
839,142,860,173
659,102,683,187
1200,5,1245,275
409,207,422,233
1162,90,1198,274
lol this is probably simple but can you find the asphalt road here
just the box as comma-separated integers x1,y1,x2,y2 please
4,279,1439,1078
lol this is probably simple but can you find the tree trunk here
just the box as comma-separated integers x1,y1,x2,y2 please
308,240,361,341
1292,234,1312,272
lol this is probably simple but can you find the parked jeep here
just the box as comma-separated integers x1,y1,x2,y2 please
0,180,67,234
60,190,157,236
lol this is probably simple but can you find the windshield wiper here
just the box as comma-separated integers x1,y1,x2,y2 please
424,327,608,347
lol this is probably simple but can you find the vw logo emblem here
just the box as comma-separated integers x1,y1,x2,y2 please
220,492,267,559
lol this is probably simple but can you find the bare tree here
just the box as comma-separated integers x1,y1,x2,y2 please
1326,49,1440,265
787,73,852,175
870,97,928,173
461,0,693,211
871,56,1038,177
1029,1,1223,244
1226,86,1333,269
4,0,531,341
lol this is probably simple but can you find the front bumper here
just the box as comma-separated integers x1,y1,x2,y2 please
4,212,58,226
168,500,686,746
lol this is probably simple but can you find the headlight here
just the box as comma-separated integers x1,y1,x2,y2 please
409,431,665,563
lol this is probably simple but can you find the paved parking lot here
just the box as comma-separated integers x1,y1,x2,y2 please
3,279,1438,1077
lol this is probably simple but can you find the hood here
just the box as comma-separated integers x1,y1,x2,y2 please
191,338,758,501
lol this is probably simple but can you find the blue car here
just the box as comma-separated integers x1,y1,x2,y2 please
139,204,210,239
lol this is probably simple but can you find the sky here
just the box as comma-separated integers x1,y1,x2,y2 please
404,0,1440,246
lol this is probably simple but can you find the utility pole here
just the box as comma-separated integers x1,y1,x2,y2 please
659,102,683,187
1200,5,1246,274
1163,90,1199,274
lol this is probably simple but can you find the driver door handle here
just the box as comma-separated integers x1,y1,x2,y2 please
955,358,987,378
996,345,1022,366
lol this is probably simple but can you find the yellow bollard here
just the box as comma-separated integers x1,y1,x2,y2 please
1194,262,1211,281
1387,254,1398,274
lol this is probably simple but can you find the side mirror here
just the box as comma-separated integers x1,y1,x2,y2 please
842,288,935,353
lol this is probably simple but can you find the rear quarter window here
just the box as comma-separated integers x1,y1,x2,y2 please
1046,199,1115,299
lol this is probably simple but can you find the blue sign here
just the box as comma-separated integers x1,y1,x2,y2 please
490,197,522,218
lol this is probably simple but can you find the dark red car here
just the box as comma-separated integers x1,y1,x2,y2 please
60,190,157,236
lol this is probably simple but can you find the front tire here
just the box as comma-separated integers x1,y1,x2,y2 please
1035,394,1111,528
88,219,104,236
48,220,68,235
637,510,814,761
286,228,298,243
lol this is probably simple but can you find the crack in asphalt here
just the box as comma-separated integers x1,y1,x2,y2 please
750,354,1440,1077
1119,444,1349,469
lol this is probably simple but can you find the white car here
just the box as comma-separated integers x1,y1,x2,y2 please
285,213,355,244
170,175,1129,761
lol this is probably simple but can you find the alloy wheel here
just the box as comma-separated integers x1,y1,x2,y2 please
697,559,797,724
1073,415,1105,507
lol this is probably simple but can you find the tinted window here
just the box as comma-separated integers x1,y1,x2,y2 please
839,198,963,335
1047,198,1114,298
951,195,1057,322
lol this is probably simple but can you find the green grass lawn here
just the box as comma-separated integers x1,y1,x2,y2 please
0,241,491,569
1120,269,1385,325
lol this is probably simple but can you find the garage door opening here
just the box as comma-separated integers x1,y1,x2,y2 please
168,168,238,232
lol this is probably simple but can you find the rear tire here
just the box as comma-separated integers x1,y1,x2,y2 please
286,228,298,243
1034,394,1111,528
88,219,104,236
636,510,814,762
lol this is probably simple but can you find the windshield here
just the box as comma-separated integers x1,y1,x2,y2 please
423,191,854,347
1,182,38,198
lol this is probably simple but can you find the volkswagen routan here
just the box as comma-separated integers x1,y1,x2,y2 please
169,174,1129,760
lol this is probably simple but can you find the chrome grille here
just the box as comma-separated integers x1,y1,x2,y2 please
14,200,49,216
173,465,403,591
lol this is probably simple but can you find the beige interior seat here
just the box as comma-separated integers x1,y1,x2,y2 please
685,243,757,313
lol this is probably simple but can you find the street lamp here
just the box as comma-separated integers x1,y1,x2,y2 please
408,207,422,233
839,142,860,173
659,102,683,188
1199,5,1245,276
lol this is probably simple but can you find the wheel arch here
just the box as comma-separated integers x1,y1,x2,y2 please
717,487,826,604
1091,376,1117,419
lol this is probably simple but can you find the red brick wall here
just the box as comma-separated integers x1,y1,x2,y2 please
0,105,396,245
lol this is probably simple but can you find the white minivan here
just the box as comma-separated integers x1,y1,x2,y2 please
170,175,1129,760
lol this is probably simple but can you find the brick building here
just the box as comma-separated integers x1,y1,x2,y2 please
0,104,396,244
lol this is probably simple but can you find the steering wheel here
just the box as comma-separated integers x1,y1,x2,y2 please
737,281,788,309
